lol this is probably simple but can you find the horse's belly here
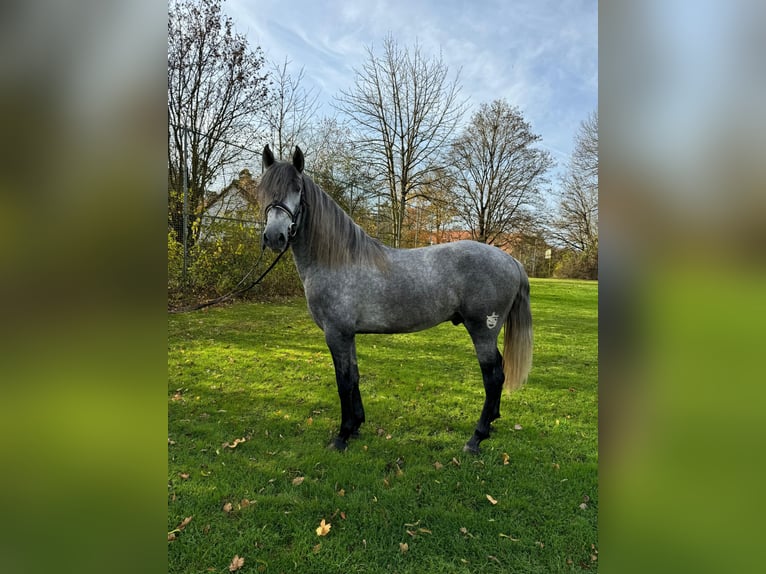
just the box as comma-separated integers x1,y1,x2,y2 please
354,290,457,334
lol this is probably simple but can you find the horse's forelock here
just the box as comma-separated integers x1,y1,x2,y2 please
257,162,301,212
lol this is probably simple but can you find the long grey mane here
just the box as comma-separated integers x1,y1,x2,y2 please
257,163,389,270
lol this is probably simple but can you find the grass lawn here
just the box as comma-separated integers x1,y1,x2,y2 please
168,278,598,573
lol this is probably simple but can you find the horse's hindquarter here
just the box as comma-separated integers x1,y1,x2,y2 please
304,241,519,335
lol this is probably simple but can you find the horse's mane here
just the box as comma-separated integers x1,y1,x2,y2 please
257,163,389,271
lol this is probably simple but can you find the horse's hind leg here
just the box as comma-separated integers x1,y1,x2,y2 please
325,330,365,451
464,332,505,454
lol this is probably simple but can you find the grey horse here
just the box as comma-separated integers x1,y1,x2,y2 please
258,145,533,453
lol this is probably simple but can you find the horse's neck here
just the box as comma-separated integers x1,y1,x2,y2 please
288,230,314,280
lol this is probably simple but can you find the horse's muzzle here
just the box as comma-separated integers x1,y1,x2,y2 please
262,228,288,252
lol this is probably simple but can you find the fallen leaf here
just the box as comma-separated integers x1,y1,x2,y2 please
340,511,346,520
316,519,331,537
240,499,251,508
399,542,408,553
451,457,461,467
460,527,468,535
486,494,498,505
168,438,176,445
418,528,432,535
228,555,245,572
223,502,233,513
292,476,305,486
579,502,588,510
536,541,545,548
312,543,321,554
178,516,193,529
514,424,523,430
406,530,416,537
502,453,510,465
433,461,444,470
167,532,176,541
307,417,313,425
223,437,246,449
499,533,520,541
386,434,392,440
179,472,190,480
337,488,345,497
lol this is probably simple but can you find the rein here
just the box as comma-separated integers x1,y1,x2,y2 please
167,244,290,314
168,173,306,315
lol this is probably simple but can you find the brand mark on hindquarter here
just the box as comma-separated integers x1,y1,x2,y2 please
486,312,499,329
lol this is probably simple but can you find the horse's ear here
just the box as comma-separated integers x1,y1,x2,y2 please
292,146,304,173
263,144,275,169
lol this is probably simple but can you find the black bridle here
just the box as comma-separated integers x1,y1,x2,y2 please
168,183,307,314
264,177,307,243
264,200,302,240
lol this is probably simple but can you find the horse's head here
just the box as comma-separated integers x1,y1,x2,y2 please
260,145,305,252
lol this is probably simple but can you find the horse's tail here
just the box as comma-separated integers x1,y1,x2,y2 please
502,267,533,392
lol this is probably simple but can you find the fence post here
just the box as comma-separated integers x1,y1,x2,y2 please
182,126,189,286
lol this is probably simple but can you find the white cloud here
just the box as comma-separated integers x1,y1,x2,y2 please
224,0,597,161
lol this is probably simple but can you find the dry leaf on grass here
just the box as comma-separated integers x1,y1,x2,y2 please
486,494,498,505
514,424,523,430
433,461,444,470
223,502,233,513
399,542,409,553
228,555,244,572
168,516,193,541
222,437,246,449
292,476,305,486
502,453,510,465
499,533,520,541
316,519,331,537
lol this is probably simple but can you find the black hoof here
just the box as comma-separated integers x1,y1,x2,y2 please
350,428,361,438
328,436,348,451
463,441,481,455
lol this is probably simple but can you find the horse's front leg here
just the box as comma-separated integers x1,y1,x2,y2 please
325,331,364,450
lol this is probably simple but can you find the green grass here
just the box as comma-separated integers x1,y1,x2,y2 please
168,279,597,573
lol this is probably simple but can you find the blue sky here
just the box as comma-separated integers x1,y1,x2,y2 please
224,0,597,168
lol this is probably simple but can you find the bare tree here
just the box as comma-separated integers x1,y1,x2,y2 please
550,111,598,277
264,58,319,161
449,100,553,247
167,0,269,244
335,35,467,247
416,168,460,245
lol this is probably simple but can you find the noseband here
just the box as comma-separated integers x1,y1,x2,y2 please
265,185,306,241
